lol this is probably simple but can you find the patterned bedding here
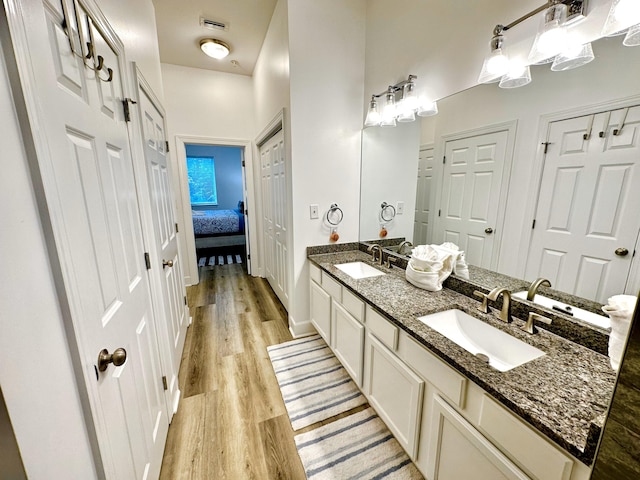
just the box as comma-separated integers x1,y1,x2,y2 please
192,209,242,236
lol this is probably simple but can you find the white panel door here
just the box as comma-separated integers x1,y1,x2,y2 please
138,83,188,415
414,145,435,245
525,107,640,303
436,131,509,268
15,1,168,477
259,130,288,308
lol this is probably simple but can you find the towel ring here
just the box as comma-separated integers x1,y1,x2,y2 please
380,202,396,222
326,203,344,226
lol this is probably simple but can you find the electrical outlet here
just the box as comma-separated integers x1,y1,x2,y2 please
397,201,405,214
310,204,319,219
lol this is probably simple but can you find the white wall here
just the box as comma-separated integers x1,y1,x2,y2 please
360,121,421,241
161,64,255,283
419,36,640,279
287,0,367,331
0,29,98,480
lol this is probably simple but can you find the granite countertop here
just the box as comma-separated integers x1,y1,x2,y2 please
308,249,617,465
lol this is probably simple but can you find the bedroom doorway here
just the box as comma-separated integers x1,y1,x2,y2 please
185,144,249,270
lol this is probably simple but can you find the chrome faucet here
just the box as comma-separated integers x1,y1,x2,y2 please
367,244,383,265
521,312,552,334
398,240,413,255
487,287,512,323
527,278,551,301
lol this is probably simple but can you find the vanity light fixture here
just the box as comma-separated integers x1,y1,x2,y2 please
200,38,231,59
364,75,438,127
602,0,640,37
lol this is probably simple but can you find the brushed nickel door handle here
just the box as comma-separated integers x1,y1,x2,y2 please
615,247,629,257
97,348,127,372
163,259,174,268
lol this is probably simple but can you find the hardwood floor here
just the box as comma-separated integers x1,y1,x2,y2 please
160,263,307,479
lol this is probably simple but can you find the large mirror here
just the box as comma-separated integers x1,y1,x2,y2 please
360,35,640,309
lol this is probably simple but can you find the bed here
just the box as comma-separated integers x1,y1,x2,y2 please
192,209,245,236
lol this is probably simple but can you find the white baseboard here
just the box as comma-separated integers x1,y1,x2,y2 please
288,314,317,338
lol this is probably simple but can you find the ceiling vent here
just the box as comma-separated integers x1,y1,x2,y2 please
200,17,229,31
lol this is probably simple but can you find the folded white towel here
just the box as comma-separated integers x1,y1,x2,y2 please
406,242,469,290
602,294,637,370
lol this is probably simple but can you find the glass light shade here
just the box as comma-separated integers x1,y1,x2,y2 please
380,91,397,127
364,99,381,127
401,82,419,111
528,3,568,63
397,110,415,123
478,48,509,83
200,39,230,59
417,100,438,117
551,42,594,71
623,23,640,47
499,63,531,89
602,0,640,36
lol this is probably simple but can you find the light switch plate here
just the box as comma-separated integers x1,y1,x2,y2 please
310,204,319,219
397,201,405,214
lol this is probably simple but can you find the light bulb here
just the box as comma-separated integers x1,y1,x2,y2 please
486,50,509,75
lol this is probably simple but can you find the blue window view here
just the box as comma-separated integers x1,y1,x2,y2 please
187,156,218,205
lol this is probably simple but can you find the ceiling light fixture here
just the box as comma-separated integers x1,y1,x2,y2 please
200,38,231,59
364,75,438,128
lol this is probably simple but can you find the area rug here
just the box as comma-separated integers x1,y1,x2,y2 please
267,334,367,431
295,407,423,479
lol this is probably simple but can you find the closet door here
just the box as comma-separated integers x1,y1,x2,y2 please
525,106,640,303
259,129,289,308
436,130,509,269
414,145,435,245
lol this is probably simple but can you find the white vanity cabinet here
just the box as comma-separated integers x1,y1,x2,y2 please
309,263,366,385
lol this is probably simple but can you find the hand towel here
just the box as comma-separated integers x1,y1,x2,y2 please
602,294,637,371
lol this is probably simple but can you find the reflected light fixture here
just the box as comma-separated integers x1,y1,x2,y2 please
528,0,568,64
364,75,438,127
200,38,231,59
478,26,510,83
551,41,594,70
623,23,640,47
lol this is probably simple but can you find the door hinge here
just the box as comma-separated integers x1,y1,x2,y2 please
532,219,536,229
162,376,168,391
144,252,151,270
541,142,551,154
242,159,245,167
247,254,251,260
244,209,248,216
184,295,187,306
175,222,179,233
122,98,137,122
165,140,170,152
438,209,441,217
442,156,446,164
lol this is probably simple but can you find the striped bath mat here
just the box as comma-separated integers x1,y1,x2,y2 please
267,335,367,431
295,407,423,479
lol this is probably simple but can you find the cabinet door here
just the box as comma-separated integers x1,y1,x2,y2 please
332,301,365,386
310,280,331,344
426,395,530,480
365,334,424,459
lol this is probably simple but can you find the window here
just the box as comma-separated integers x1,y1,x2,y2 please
187,156,218,205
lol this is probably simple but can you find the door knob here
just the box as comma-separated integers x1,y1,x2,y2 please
97,348,127,372
163,259,174,268
485,227,494,234
615,247,629,257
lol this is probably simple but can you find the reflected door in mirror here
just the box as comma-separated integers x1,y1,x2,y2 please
435,130,509,269
414,146,435,245
525,106,640,304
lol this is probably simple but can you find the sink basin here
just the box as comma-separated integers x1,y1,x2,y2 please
335,262,385,279
417,309,545,372
512,292,610,330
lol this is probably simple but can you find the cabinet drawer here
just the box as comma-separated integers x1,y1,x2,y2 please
478,395,573,480
366,305,398,350
321,271,342,301
309,263,322,284
341,288,364,323
399,333,467,408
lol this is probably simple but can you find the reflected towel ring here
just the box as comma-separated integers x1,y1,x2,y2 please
380,202,396,222
326,203,344,226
